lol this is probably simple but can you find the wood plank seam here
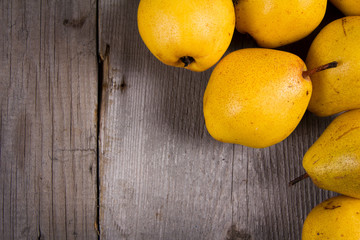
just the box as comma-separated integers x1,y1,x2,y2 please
97,42,110,239
96,0,102,238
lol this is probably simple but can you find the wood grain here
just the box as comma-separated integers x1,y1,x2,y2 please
98,1,343,240
0,0,345,239
98,1,234,239
0,0,98,239
231,114,337,240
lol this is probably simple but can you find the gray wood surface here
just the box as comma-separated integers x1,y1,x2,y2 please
1,0,344,239
98,1,340,240
0,0,98,239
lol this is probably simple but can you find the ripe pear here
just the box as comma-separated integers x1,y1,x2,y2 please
329,0,360,16
302,195,360,240
234,0,327,48
302,109,360,199
137,0,235,72
203,48,313,148
306,16,360,117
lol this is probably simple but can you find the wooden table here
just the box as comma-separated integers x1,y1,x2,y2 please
0,1,344,239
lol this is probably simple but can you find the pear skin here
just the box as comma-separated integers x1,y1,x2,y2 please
306,16,360,117
137,0,235,72
303,109,360,199
234,0,327,48
329,0,360,16
203,48,312,148
302,195,360,240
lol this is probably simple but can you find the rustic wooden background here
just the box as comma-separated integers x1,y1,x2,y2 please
0,0,344,239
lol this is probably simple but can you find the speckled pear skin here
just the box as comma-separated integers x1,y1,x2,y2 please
306,16,360,117
234,0,327,48
203,48,312,148
303,109,360,199
302,195,360,240
137,0,235,72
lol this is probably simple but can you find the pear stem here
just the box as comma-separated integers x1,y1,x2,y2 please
289,173,309,186
302,61,338,79
180,56,195,67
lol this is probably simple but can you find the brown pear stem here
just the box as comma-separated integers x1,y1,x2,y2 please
302,61,338,79
180,56,195,67
289,173,309,186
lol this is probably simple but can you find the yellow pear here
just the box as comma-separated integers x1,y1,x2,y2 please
203,48,313,148
302,109,360,199
302,195,360,240
234,0,327,48
306,16,360,117
329,0,360,16
137,0,235,72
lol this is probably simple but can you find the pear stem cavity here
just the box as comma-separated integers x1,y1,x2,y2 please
302,61,338,79
180,56,195,67
289,173,309,186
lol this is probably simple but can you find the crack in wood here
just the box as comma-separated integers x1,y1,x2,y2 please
37,225,42,240
96,0,105,237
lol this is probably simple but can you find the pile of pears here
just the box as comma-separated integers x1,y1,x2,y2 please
138,0,360,239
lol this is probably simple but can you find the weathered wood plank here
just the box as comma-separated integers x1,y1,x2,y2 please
231,113,337,240
98,1,344,240
0,0,98,239
98,1,235,239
